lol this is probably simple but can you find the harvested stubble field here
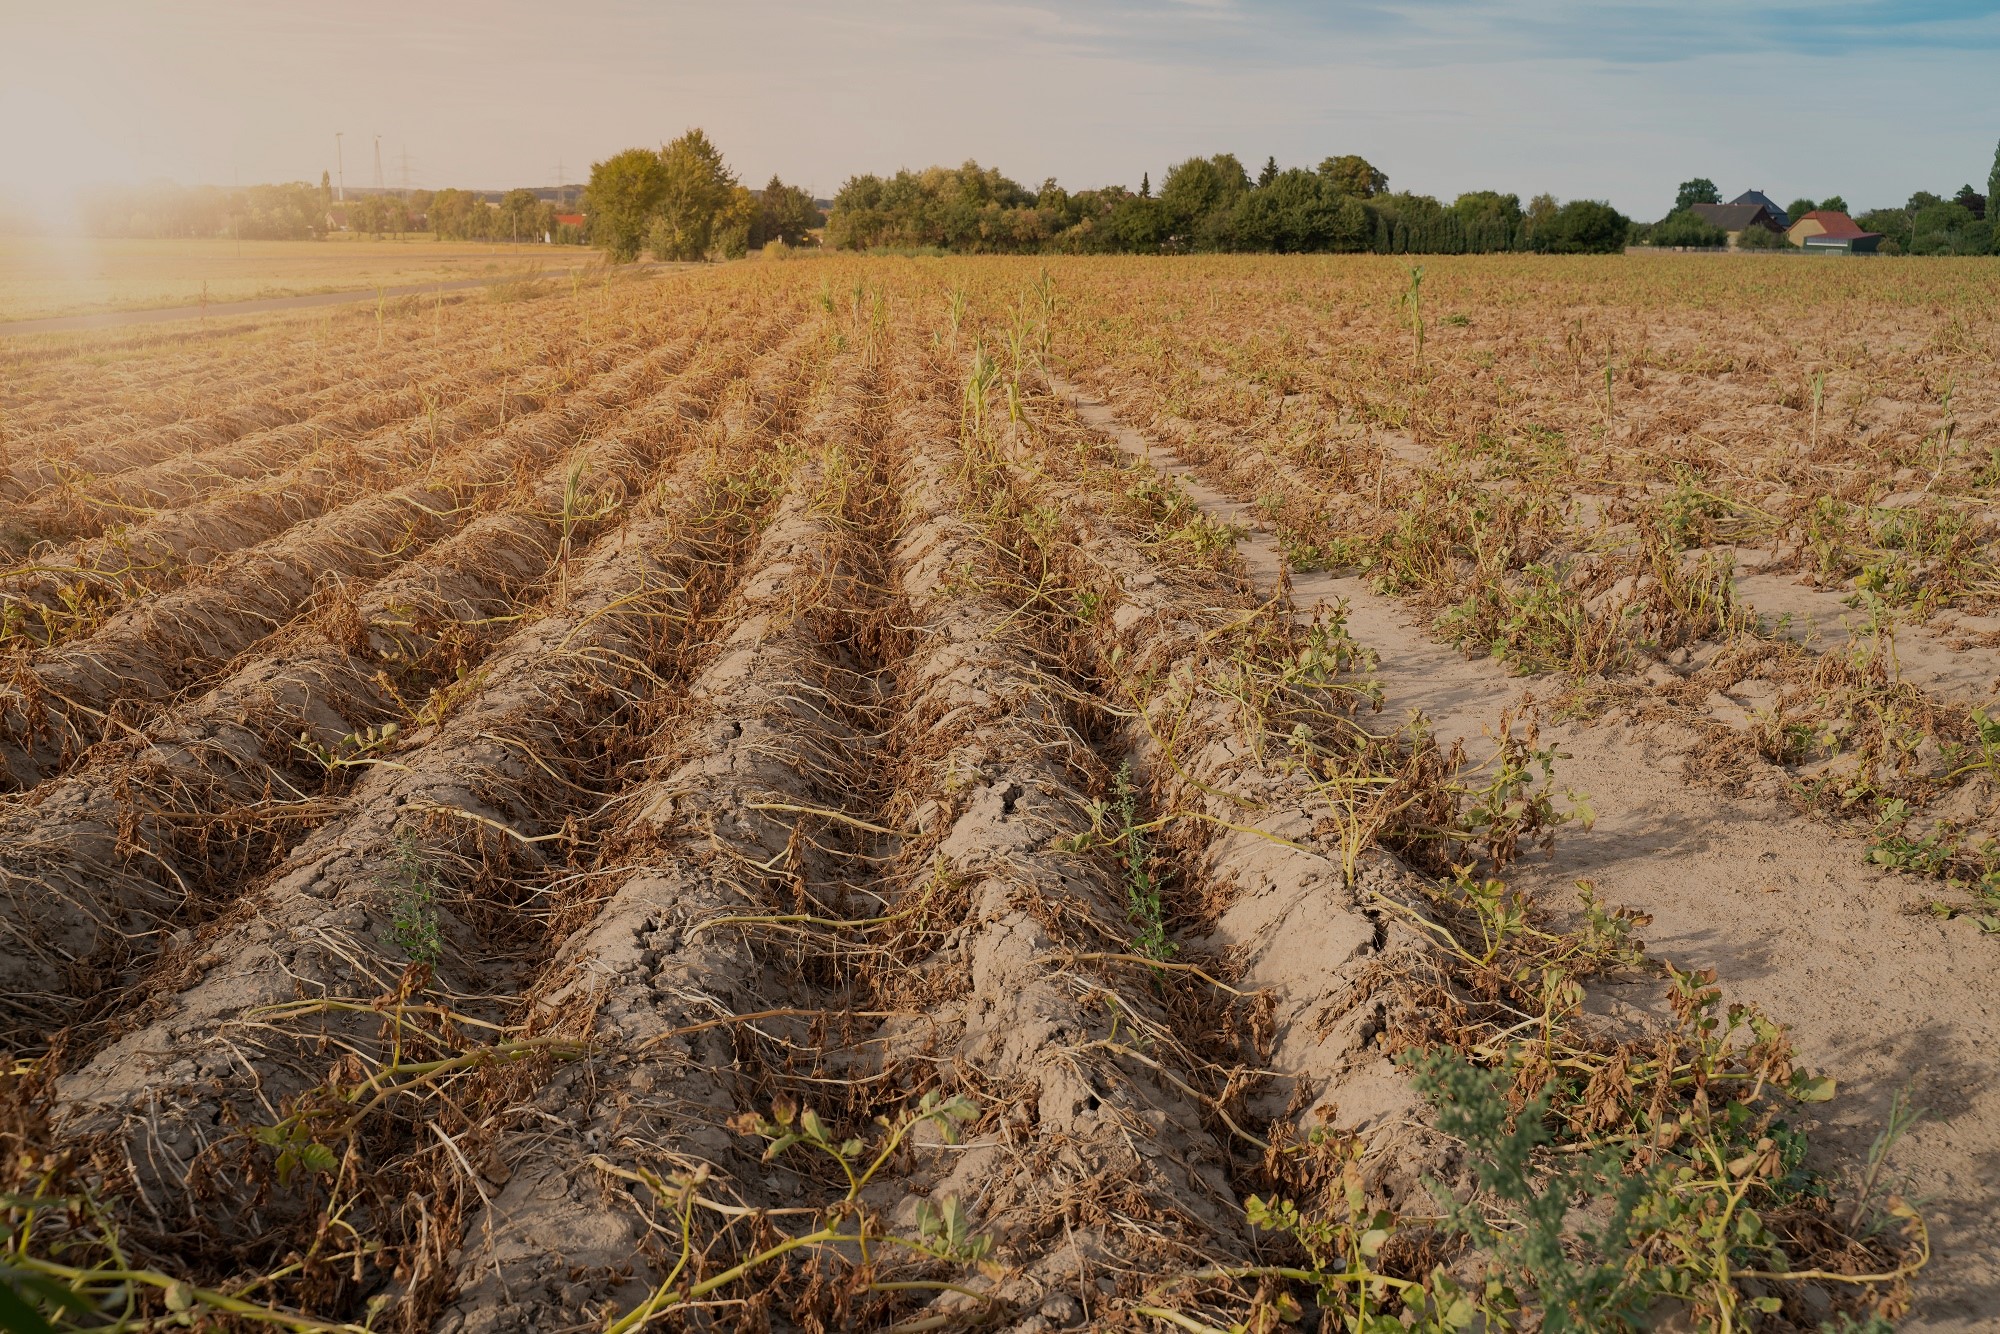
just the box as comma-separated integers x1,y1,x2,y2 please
1,253,1995,1334
0,236,585,325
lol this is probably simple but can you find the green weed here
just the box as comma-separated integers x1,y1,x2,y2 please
1403,265,1426,367
604,1092,989,1332
385,830,444,964
294,721,401,775
1111,762,1173,961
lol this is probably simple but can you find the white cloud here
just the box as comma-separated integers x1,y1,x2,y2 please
1,0,1991,218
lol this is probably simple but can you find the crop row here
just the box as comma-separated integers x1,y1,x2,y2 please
0,260,1951,1334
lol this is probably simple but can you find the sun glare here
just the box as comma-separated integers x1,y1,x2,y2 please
0,87,148,215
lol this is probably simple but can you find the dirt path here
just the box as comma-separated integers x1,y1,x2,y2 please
0,262,643,338
1052,376,2000,1333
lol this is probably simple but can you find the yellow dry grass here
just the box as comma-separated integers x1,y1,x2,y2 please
0,234,583,323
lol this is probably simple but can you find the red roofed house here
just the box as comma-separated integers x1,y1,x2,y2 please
1787,210,1881,253
546,212,586,244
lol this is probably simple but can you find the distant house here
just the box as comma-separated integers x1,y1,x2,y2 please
1787,210,1881,253
1729,189,1789,227
544,212,587,244
1691,201,1785,244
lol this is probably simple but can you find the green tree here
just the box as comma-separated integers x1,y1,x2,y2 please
1451,190,1522,224
538,200,560,238
826,161,1035,252
1036,184,1138,252
1035,178,1073,231
1521,192,1560,244
705,184,759,259
756,175,822,247
1257,155,1278,188
1674,177,1721,213
1785,197,1817,223
1104,192,1164,251
1365,191,1451,253
319,171,332,214
1910,201,1982,254
584,148,668,261
428,188,486,241
1317,154,1387,197
1539,199,1629,254
1231,169,1368,252
1650,208,1729,248
648,128,737,260
1989,140,2000,228
1952,183,1986,220
1139,172,1150,199
228,182,323,239
1856,207,1911,250
1819,194,1848,215
499,188,540,243
1450,191,1524,251
1159,154,1250,247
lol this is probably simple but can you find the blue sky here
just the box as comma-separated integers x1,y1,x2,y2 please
4,1,1996,218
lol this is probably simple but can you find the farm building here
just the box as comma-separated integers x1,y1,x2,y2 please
545,211,587,244
1787,209,1882,253
1729,189,1789,226
1691,201,1785,244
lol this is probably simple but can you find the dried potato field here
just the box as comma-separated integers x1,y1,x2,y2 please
0,235,581,325
2,253,1996,1334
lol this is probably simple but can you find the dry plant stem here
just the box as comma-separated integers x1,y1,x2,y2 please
53,476,761,1229
1,257,1984,1334
0,371,521,622
0,278,619,478
0,331,697,791
2,335,518,510
0,296,671,598
445,335,1255,1334
34,313,812,1326
0,311,550,559
855,342,1255,1320
990,391,1438,1174
1004,339,1929,1326
0,306,448,450
0,325,792,1048
441,367,876,1334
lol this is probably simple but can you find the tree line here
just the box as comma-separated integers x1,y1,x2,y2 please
1854,183,1993,256
583,130,823,262
427,188,583,243
580,130,2000,263
824,154,1630,255
1641,143,2000,256
579,134,1630,260
77,181,328,241
66,177,589,244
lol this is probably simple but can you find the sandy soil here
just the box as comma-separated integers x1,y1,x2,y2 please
1055,376,2000,1332
4,256,1982,1334
0,234,598,325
